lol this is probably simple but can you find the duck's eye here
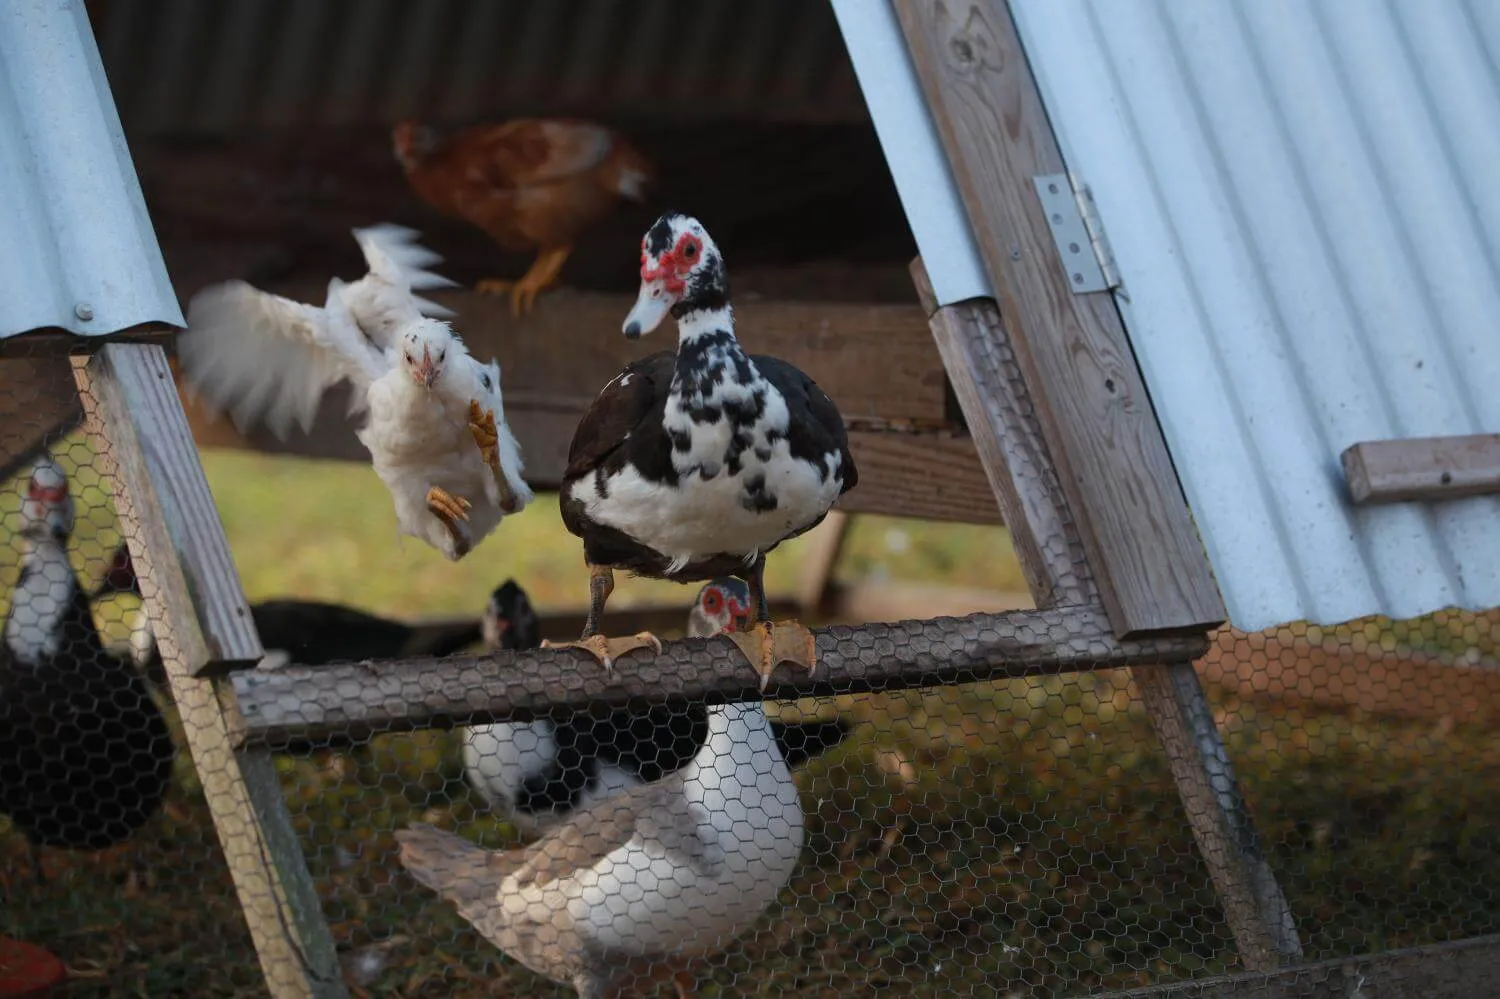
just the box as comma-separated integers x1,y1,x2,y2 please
481,373,491,389
684,243,697,259
438,349,446,361
652,287,662,298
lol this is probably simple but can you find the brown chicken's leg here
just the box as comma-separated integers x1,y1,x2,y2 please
476,244,573,317
727,554,818,692
541,564,661,671
466,401,521,513
426,485,473,559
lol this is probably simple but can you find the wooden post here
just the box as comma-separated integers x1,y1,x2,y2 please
895,0,1225,638
73,342,348,999
797,510,853,617
910,258,1302,969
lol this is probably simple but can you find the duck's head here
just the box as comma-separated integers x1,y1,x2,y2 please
399,318,456,389
623,211,729,339
483,579,542,652
688,578,754,639
19,458,73,542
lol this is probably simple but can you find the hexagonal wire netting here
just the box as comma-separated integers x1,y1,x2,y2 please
2,344,1499,998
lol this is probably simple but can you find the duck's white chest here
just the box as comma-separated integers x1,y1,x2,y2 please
5,545,75,665
574,358,845,566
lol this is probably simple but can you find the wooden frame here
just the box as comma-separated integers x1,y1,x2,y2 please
893,0,1225,638
72,343,346,999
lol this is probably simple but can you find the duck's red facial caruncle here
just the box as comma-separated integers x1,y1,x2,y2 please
623,214,716,340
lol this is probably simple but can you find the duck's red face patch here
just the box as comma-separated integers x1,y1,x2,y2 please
640,232,703,294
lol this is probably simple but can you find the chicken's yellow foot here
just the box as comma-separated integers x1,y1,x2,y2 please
727,620,818,692
541,632,662,672
466,401,520,513
426,485,473,557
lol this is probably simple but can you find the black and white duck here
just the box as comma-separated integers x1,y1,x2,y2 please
400,578,812,999
463,579,850,836
0,460,175,851
547,211,858,684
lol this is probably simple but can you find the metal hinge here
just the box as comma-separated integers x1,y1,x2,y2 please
1032,172,1121,294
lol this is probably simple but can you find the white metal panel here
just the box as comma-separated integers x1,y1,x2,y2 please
829,0,994,306
1012,0,1500,631
0,1,181,340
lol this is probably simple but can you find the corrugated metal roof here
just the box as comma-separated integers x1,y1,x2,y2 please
85,0,868,134
1010,0,1500,631
0,1,181,340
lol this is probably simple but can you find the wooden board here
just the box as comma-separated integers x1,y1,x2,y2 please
1097,933,1500,999
73,343,346,999
230,605,1211,750
912,267,1300,971
894,0,1226,637
1341,433,1500,504
171,297,1004,524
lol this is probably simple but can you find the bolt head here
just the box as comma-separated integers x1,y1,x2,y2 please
74,302,94,321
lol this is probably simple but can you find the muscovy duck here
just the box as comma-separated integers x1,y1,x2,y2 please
398,579,807,999
547,211,858,683
177,224,532,560
462,579,850,836
0,460,174,851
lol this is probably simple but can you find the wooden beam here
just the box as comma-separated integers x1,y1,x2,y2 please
913,258,1089,608
797,510,853,616
174,350,1003,525
909,264,1300,968
1133,663,1303,968
73,343,347,999
229,605,1211,750
894,0,1225,637
73,348,261,678
1096,933,1500,999
1341,433,1500,504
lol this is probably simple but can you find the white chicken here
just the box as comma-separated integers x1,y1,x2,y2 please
177,225,532,560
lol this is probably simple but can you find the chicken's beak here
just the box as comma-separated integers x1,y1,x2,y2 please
413,344,439,388
623,281,672,340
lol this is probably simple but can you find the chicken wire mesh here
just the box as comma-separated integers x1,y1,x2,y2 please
1,349,1500,998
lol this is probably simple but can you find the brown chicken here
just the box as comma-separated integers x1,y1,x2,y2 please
393,119,655,317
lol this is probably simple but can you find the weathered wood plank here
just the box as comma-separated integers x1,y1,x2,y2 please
895,0,1225,636
1341,433,1500,504
797,510,853,616
73,347,261,677
73,343,347,999
914,258,1089,607
1133,662,1303,968
230,605,1211,750
910,262,1298,968
179,374,1002,525
0,357,82,482
1096,933,1500,999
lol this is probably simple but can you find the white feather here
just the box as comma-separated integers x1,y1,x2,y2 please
178,225,533,561
177,224,456,439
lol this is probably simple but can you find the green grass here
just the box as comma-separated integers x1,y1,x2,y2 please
3,444,1500,997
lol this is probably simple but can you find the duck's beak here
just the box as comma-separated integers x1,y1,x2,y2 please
623,281,672,340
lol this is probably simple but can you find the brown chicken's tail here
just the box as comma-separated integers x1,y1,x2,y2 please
395,823,505,922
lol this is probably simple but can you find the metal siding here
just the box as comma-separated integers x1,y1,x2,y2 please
1010,0,1500,631
829,0,994,306
0,1,181,340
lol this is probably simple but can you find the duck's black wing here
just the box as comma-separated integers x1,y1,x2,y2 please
751,355,858,496
561,352,677,486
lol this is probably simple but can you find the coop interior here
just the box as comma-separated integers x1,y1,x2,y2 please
3,2,1500,998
